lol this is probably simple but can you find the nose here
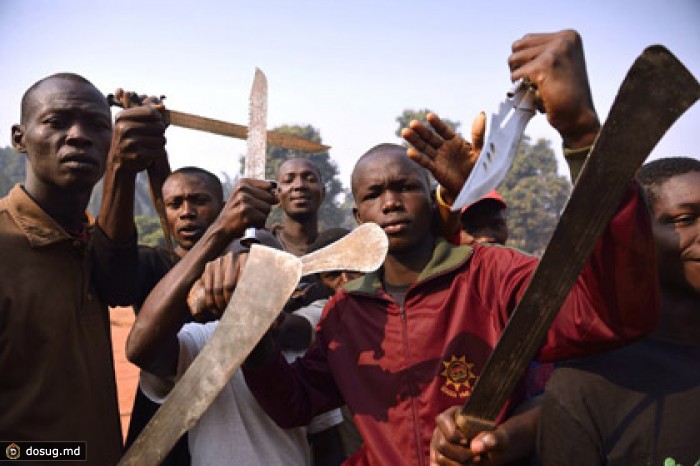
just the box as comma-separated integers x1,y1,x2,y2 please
381,191,403,213
65,121,92,148
290,176,307,190
179,200,197,218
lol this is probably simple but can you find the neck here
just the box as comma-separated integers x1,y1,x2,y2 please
279,214,318,255
383,235,435,286
651,288,700,345
23,176,91,232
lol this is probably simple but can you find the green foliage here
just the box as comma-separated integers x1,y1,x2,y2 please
135,215,165,247
500,136,572,255
0,146,25,196
240,124,350,231
395,109,461,145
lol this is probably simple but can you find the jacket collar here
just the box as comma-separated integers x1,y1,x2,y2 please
344,238,473,296
4,184,91,248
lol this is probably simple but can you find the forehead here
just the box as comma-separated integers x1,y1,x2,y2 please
653,171,700,212
163,173,218,197
277,159,319,177
353,151,427,191
27,78,109,119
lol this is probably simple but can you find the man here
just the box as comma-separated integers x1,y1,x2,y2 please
269,157,325,257
126,170,343,465
126,166,226,465
459,190,508,246
537,157,700,465
240,30,658,465
0,73,166,465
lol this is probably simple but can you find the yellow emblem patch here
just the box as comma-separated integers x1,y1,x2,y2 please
440,355,477,399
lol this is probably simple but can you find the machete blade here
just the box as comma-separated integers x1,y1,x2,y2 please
455,45,700,437
186,223,389,317
118,245,302,465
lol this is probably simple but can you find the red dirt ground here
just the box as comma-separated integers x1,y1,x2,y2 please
110,306,139,439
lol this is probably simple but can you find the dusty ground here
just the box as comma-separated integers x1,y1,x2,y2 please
110,306,139,439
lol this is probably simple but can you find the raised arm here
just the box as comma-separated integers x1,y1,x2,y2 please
92,99,167,305
126,179,276,376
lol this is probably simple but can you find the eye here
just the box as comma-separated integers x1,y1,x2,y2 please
90,118,112,130
671,214,697,227
44,116,68,129
192,195,211,206
165,199,182,209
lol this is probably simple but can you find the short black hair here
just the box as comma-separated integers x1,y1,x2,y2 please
637,157,700,207
20,73,100,124
169,166,224,204
307,228,351,253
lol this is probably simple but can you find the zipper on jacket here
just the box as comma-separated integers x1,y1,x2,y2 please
399,304,426,466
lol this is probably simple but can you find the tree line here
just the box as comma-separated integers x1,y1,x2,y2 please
0,115,571,255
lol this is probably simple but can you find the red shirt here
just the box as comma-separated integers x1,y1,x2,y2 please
244,183,659,466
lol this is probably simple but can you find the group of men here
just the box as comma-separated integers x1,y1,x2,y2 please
0,28,697,466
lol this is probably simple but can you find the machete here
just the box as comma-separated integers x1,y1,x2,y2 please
241,68,269,244
186,222,389,315
106,94,329,153
455,45,700,437
118,245,300,466
119,224,388,465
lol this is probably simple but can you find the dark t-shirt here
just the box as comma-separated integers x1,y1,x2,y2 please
126,246,190,465
538,338,700,466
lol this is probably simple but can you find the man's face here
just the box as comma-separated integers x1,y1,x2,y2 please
276,159,324,220
461,201,508,245
650,171,700,295
352,151,433,253
163,173,223,252
12,78,112,193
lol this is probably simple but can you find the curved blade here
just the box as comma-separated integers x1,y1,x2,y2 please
119,245,302,466
452,81,537,211
300,223,388,275
186,223,388,316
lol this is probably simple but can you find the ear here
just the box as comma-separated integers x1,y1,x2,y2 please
11,124,27,153
353,206,362,225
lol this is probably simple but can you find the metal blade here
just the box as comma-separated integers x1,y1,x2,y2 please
245,68,268,180
300,223,388,275
186,223,389,316
167,110,330,153
455,45,700,438
118,245,302,466
451,80,537,211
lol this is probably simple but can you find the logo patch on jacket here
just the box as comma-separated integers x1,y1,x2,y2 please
440,355,477,399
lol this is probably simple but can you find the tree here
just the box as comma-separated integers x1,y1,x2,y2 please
240,124,349,231
499,136,572,255
395,109,461,144
0,146,25,196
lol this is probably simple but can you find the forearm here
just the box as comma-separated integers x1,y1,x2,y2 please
127,221,238,374
97,163,138,242
244,339,344,429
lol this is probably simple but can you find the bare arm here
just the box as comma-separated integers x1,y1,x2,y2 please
126,179,276,376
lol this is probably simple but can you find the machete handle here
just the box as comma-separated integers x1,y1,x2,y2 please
454,412,496,440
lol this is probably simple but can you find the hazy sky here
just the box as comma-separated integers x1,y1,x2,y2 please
1,0,698,187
